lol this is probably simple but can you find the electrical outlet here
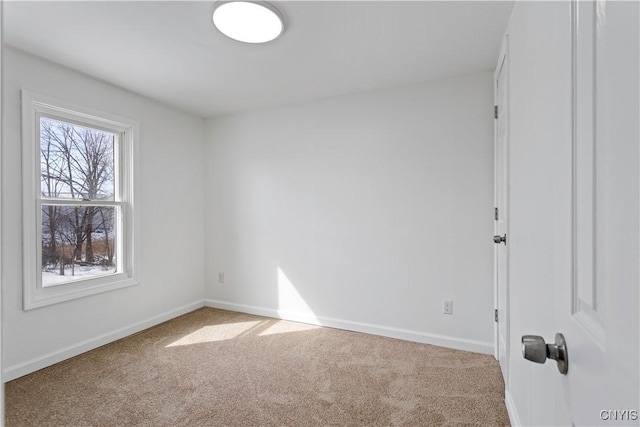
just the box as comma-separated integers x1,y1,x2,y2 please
442,299,453,315
218,272,225,284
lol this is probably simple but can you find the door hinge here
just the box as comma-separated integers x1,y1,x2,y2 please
494,207,499,221
494,309,499,322
494,105,498,119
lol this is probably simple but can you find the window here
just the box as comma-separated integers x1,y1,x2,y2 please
22,91,139,309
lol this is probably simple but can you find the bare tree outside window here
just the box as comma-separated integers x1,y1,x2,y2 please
40,117,118,286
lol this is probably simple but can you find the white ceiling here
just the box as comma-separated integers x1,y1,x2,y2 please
4,1,514,118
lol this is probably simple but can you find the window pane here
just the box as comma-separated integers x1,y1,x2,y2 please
40,116,116,201
41,204,118,287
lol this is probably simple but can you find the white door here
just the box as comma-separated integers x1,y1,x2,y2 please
562,1,639,424
494,40,510,382
516,1,639,425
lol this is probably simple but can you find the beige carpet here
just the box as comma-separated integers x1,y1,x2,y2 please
6,308,510,426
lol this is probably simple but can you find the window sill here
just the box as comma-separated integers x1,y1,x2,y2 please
24,274,139,310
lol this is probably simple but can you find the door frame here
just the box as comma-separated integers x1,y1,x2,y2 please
0,0,5,422
493,35,510,381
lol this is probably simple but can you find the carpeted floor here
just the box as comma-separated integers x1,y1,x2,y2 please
6,308,510,426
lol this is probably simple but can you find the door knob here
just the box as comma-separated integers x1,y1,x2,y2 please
521,333,569,375
493,234,507,244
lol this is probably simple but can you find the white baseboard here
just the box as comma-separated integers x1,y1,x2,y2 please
3,300,204,382
505,388,521,426
4,299,495,382
204,299,493,355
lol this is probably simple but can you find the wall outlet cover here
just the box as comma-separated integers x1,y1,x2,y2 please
442,299,453,315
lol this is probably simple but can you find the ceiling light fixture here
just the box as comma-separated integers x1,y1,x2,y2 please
212,1,284,44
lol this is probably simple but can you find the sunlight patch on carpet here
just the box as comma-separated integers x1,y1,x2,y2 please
166,321,262,347
259,320,321,336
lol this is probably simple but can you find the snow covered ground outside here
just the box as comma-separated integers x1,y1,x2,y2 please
42,265,116,287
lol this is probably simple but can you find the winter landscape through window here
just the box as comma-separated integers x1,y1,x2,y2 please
40,117,119,287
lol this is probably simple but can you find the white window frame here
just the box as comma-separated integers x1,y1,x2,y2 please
22,91,140,310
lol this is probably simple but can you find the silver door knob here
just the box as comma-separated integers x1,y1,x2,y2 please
493,234,507,244
521,333,568,375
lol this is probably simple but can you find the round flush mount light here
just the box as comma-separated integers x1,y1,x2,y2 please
212,1,284,44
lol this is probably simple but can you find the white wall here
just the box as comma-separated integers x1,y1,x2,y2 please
1,48,206,380
204,72,495,353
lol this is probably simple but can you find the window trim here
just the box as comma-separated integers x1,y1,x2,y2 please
22,91,140,310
